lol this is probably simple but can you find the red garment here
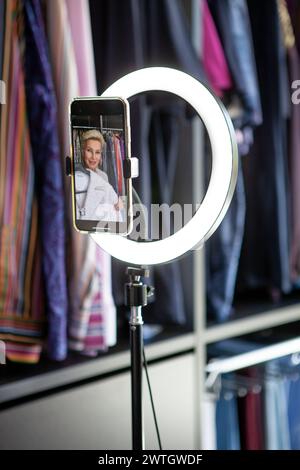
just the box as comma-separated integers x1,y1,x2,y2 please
202,0,232,96
113,134,123,195
238,368,264,450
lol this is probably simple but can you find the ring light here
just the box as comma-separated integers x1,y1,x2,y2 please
91,67,238,265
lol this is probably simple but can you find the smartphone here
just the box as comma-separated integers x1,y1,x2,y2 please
69,97,132,235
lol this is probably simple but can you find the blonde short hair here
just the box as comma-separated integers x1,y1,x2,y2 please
81,129,105,150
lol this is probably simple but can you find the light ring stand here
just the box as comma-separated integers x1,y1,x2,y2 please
90,67,238,450
91,67,238,265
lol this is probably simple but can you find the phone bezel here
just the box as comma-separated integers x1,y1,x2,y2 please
69,97,132,235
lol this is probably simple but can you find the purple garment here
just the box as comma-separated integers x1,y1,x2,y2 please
202,0,232,96
24,0,68,361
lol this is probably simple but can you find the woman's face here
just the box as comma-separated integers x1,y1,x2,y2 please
83,139,102,170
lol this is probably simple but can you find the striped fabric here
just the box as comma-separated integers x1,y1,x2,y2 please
46,0,116,354
0,0,45,363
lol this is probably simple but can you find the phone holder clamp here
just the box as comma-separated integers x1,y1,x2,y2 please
123,157,139,179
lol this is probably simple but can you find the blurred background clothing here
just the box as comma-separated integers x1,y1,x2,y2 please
1,0,300,365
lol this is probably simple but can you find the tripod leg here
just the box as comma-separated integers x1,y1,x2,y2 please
130,313,144,450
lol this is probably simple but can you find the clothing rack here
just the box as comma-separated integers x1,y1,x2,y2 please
206,337,300,376
72,125,99,129
101,127,123,131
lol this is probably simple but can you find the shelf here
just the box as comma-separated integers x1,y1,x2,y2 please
2,301,300,407
0,330,195,407
204,303,300,344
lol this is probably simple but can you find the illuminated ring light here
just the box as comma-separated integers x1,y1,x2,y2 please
91,67,238,265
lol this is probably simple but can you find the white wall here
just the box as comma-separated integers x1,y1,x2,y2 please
0,353,195,450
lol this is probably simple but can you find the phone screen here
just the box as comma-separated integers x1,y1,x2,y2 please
70,98,131,234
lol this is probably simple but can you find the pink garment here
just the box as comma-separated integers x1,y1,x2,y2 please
65,0,97,95
202,0,232,96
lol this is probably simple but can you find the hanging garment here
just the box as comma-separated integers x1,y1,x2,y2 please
102,133,118,194
23,0,68,361
201,393,217,450
46,0,116,354
66,0,117,350
238,368,264,450
119,134,125,160
0,0,6,138
90,0,204,91
287,373,300,449
206,163,246,322
0,0,5,79
288,48,300,282
216,384,241,450
209,341,265,449
65,0,97,96
0,0,45,363
237,0,291,295
264,361,291,450
90,0,205,325
208,0,262,128
279,2,300,283
286,0,300,54
204,0,260,323
113,134,125,196
202,0,232,97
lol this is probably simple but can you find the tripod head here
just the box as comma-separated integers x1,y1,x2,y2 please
125,267,154,310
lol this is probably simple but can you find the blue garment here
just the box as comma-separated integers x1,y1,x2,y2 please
208,0,262,128
216,386,241,450
264,362,291,450
288,374,300,449
24,0,68,360
206,164,246,322
210,342,298,450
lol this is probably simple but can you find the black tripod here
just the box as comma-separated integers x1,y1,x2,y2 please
124,266,154,450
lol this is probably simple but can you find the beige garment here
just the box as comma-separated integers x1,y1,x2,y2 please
46,0,116,351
